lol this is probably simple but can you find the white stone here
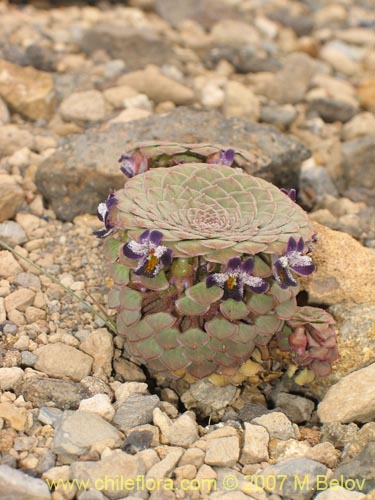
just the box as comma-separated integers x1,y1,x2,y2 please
78,394,115,421
240,423,269,464
60,90,107,123
0,464,51,500
251,412,296,440
0,367,24,390
114,382,148,405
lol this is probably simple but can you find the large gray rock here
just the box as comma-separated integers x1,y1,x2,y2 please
0,464,51,500
35,108,310,221
70,452,146,500
342,135,375,204
113,394,160,432
80,23,176,71
332,441,375,494
52,411,122,462
257,458,328,500
15,377,92,410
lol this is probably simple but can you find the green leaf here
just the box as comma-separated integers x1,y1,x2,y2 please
205,317,238,340
136,338,164,360
161,348,190,371
179,328,207,349
111,263,130,285
120,318,153,341
236,323,258,344
175,296,209,316
184,345,213,363
132,271,169,291
247,293,274,315
155,328,179,350
120,287,143,311
103,237,121,262
270,282,292,304
144,312,176,332
220,299,249,321
107,288,120,308
275,298,298,320
185,282,223,306
255,314,282,334
117,309,141,328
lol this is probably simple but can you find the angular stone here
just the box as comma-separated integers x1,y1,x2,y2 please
0,464,51,500
0,402,29,431
274,393,315,424
79,329,114,380
34,342,93,382
240,423,269,465
205,435,240,467
257,458,328,500
5,289,35,312
0,250,22,278
0,126,34,157
315,487,365,500
304,222,375,305
0,367,24,391
342,135,375,202
117,65,194,105
0,60,55,121
166,412,199,447
155,0,241,29
17,377,91,410
146,448,184,481
0,221,27,247
80,24,176,71
113,394,160,432
252,412,296,440
59,90,107,124
223,81,260,121
318,363,375,423
71,451,146,500
0,182,25,223
333,441,375,494
78,394,115,421
52,411,122,461
35,108,310,221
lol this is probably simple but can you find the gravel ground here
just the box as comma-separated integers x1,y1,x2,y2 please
0,0,375,499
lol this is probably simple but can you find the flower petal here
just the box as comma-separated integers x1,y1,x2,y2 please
227,257,242,271
286,236,297,253
241,257,254,274
139,229,151,243
273,260,297,289
149,230,163,246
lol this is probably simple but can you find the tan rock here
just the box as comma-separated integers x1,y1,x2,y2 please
59,90,107,123
34,342,93,381
304,222,375,304
103,85,138,109
0,251,22,278
205,435,240,467
240,423,269,465
80,329,113,380
0,60,55,121
5,289,35,312
0,367,24,390
0,402,29,431
146,448,184,481
0,182,25,223
318,363,375,423
223,81,260,121
117,65,194,105
357,75,375,110
166,412,199,448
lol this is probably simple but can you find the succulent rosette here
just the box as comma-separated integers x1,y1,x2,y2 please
97,148,337,385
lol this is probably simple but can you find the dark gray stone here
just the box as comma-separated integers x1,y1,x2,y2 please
273,393,315,424
299,165,339,209
122,429,154,454
155,0,240,29
80,24,176,71
308,97,358,123
333,441,375,493
258,458,328,500
205,46,281,74
16,377,92,410
342,135,375,204
113,394,160,432
238,402,272,422
36,108,311,221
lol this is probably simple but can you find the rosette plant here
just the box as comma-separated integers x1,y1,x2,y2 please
96,143,338,385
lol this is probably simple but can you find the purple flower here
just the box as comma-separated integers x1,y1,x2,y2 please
123,230,173,278
280,188,296,202
273,237,316,289
118,151,149,178
206,257,269,301
93,192,117,238
207,149,235,167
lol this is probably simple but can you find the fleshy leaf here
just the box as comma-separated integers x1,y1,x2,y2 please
111,263,130,285
255,314,282,334
179,328,208,349
132,271,169,291
205,317,238,340
220,299,249,321
175,296,210,316
186,282,223,305
275,298,298,320
247,293,274,315
103,237,121,262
